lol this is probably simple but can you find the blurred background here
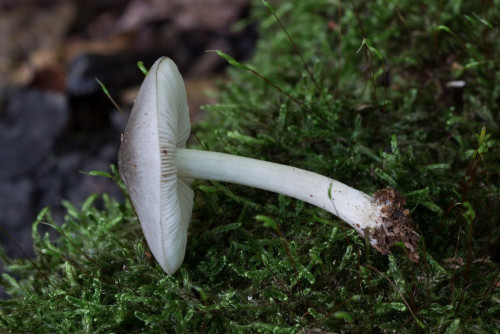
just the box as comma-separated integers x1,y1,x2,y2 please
0,0,257,261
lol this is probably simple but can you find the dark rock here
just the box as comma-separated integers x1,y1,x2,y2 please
0,178,34,258
0,88,68,179
67,53,161,97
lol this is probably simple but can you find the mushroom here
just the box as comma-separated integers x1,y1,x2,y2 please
119,57,419,275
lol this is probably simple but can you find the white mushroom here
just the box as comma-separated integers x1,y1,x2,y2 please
119,58,193,275
119,57,419,275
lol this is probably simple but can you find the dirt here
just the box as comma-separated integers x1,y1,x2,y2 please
370,188,420,262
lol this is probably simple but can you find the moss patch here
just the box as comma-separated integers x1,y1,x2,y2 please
2,0,500,332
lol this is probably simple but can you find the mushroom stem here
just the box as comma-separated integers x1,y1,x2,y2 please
177,149,380,235
175,148,420,262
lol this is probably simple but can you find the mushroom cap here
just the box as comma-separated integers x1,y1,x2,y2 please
119,57,193,275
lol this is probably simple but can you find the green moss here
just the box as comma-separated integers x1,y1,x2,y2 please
2,0,499,332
